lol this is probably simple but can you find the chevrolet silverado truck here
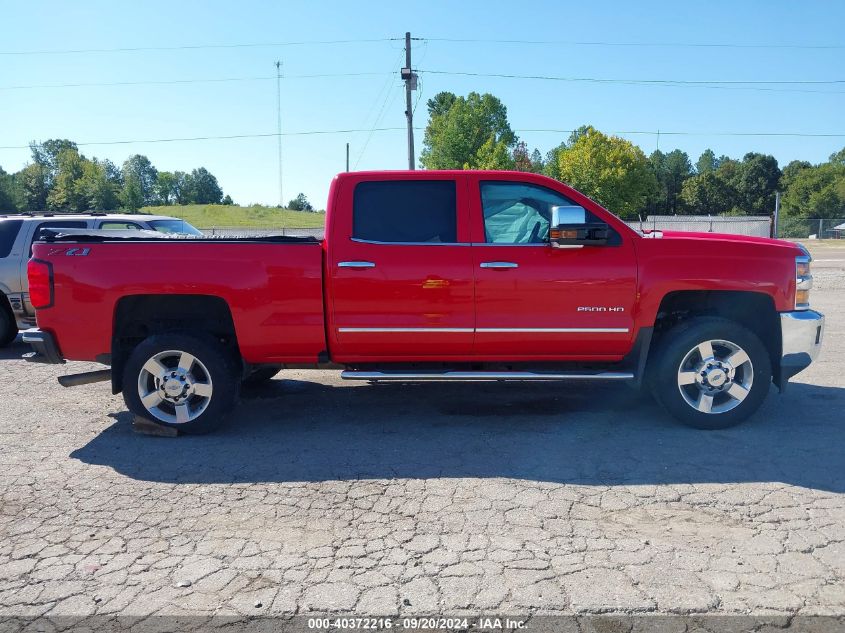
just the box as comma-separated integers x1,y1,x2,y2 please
23,171,824,433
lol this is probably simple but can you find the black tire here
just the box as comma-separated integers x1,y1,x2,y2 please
0,304,18,348
651,317,772,430
242,366,281,386
122,333,240,435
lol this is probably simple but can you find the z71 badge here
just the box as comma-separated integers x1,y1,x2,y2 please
48,247,90,257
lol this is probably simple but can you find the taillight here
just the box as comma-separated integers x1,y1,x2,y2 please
28,259,54,309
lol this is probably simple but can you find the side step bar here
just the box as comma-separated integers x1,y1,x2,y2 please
341,370,634,382
57,369,112,388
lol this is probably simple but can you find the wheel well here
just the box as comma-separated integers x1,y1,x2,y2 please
111,295,240,394
653,290,781,383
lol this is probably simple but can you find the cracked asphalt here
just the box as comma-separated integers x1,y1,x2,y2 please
0,244,843,623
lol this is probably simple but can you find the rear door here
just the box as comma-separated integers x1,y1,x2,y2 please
328,174,475,360
470,178,638,359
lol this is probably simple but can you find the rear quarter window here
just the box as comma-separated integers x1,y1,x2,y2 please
0,220,23,258
352,180,457,243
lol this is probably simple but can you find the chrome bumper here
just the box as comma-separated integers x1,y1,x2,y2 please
22,328,65,365
779,310,824,388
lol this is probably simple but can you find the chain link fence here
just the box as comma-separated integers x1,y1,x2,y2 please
624,215,773,237
776,218,845,239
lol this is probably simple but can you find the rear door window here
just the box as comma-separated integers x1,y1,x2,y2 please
30,221,88,254
97,221,142,230
0,220,23,258
353,180,457,243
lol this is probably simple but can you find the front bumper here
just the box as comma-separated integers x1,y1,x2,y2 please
21,328,65,365
779,310,824,388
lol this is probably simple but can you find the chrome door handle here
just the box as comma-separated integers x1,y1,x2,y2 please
338,261,376,268
480,261,518,269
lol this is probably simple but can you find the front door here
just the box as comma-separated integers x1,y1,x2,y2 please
328,175,475,360
470,179,638,360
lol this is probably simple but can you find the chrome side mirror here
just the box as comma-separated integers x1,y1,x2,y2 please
550,205,610,247
551,205,586,227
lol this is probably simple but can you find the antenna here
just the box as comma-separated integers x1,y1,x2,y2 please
275,60,283,206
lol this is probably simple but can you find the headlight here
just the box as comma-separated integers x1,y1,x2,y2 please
795,255,812,310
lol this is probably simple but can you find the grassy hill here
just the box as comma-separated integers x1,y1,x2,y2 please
140,204,326,229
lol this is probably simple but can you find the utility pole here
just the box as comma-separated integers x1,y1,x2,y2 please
346,142,350,172
275,60,284,206
400,32,418,170
773,191,781,238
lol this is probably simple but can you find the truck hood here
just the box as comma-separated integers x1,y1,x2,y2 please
641,230,807,256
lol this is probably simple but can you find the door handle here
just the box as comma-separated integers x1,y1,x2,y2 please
338,261,376,268
480,261,518,269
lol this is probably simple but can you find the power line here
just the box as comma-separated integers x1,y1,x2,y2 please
0,38,395,56
0,128,409,150
420,70,845,95
421,37,845,50
3,127,844,152
0,72,390,91
421,70,845,86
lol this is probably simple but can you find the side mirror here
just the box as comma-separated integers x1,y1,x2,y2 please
550,205,610,247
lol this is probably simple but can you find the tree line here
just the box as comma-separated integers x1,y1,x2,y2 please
421,91,845,221
0,139,232,213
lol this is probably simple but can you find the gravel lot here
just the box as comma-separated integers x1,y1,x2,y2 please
1,243,843,625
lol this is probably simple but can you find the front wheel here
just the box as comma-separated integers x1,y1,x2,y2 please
651,317,772,430
122,333,239,434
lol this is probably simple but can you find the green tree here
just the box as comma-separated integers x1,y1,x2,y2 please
0,166,18,212
555,126,658,219
679,171,738,215
222,194,234,205
16,163,49,211
420,91,517,170
734,153,781,215
121,155,158,209
77,159,119,210
155,171,180,205
648,149,693,214
530,149,544,174
472,136,515,170
780,160,812,193
183,167,223,204
512,141,532,172
780,162,845,218
30,139,78,187
695,149,718,174
46,148,87,212
287,193,313,211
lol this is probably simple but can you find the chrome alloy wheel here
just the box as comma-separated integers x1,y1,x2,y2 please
677,339,754,414
136,350,214,424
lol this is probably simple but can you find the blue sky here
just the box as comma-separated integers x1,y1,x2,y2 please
1,0,843,210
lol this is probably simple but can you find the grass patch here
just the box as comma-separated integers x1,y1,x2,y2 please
140,204,326,229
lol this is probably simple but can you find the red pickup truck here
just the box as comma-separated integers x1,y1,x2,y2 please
23,170,824,433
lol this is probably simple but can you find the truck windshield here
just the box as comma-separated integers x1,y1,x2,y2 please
147,219,203,236
0,220,23,258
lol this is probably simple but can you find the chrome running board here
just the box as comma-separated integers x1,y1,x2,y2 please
341,370,634,382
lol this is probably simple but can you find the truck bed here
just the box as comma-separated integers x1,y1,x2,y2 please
31,232,327,364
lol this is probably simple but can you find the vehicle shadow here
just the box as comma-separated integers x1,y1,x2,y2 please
0,336,26,360
70,378,845,492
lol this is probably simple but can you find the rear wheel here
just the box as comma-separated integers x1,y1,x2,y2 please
0,304,17,348
651,317,771,429
122,333,239,434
